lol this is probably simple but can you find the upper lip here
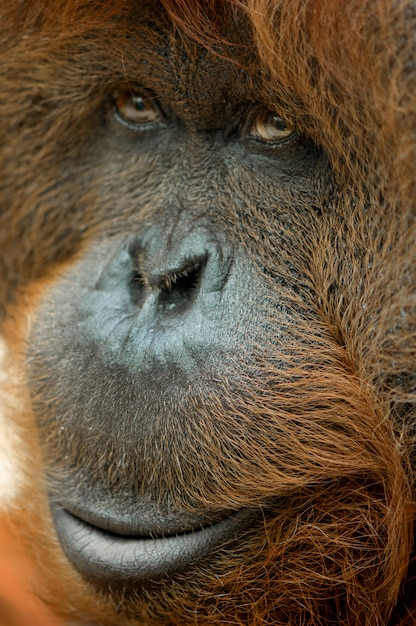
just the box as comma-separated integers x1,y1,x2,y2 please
57,499,232,537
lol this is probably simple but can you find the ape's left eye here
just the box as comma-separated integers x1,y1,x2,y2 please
112,89,164,128
249,112,295,143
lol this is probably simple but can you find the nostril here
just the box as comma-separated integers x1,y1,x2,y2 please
127,228,233,312
158,259,202,293
155,256,206,312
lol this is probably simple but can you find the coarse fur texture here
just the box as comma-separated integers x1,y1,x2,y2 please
0,0,415,625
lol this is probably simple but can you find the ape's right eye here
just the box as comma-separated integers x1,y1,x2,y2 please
112,88,164,129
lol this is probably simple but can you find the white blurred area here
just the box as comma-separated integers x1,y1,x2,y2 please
0,336,22,505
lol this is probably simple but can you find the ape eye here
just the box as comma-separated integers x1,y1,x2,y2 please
112,89,164,128
249,112,295,143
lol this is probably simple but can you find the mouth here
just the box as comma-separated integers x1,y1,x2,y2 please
51,503,252,585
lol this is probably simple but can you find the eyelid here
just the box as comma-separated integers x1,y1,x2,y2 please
249,112,294,142
112,87,166,130
241,108,299,153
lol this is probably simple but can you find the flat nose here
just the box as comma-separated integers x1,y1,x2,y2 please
129,227,234,315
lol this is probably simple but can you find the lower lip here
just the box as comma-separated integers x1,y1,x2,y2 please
51,503,251,584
